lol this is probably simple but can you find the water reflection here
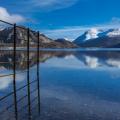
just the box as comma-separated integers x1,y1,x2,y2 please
1,50,120,70
1,50,120,120
75,51,120,68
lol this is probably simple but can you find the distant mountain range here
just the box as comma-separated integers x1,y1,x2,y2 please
73,28,120,48
0,27,77,48
1,26,120,48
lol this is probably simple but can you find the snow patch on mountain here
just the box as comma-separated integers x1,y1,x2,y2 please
85,28,100,40
107,29,120,37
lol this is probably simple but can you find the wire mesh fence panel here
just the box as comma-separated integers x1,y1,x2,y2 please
0,20,40,120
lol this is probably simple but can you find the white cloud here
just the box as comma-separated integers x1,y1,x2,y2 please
43,17,120,41
0,7,25,23
31,0,78,11
1,0,79,13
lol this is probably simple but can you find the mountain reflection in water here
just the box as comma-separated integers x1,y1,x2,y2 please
1,50,120,70
0,50,120,120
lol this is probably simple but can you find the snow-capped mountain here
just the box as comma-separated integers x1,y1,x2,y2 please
73,28,120,47
85,28,100,40
73,28,100,44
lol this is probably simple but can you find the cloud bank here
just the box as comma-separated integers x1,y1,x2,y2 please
30,0,78,11
0,7,25,23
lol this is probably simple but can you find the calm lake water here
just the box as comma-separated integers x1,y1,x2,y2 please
0,50,120,120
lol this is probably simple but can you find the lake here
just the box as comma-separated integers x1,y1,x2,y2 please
0,50,120,120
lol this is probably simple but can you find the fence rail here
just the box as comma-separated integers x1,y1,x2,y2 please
0,20,40,120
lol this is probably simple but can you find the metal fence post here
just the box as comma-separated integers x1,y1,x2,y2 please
27,28,31,119
37,31,40,114
13,23,18,120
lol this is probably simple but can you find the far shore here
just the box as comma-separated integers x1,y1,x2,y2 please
1,47,120,51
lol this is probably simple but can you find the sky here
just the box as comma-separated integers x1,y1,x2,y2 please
0,0,120,40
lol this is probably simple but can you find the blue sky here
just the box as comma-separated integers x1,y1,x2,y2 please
1,0,120,40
